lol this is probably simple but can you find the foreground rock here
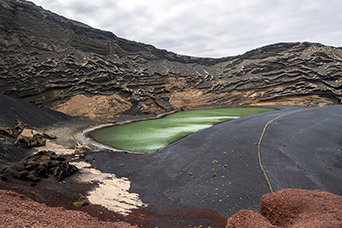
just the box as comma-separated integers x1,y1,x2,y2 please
0,190,137,228
226,189,342,228
2,150,78,182
261,189,342,227
1,0,342,119
226,209,278,228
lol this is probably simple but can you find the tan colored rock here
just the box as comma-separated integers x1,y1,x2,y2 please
14,119,28,133
260,189,342,228
0,126,16,137
15,128,46,147
53,94,132,119
170,89,238,108
244,95,335,107
226,209,279,228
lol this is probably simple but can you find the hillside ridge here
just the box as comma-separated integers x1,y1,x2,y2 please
1,0,342,118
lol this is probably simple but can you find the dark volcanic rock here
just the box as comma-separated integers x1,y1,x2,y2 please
1,0,342,118
0,120,27,138
0,93,71,169
14,120,27,134
2,150,78,182
0,127,16,138
0,120,56,148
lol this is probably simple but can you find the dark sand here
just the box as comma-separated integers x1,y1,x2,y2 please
1,93,342,227
84,105,342,222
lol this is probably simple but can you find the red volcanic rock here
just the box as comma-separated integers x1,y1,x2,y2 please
226,189,342,228
226,209,279,228
0,190,136,228
260,189,342,228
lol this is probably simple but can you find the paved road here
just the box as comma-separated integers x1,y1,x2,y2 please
85,105,342,218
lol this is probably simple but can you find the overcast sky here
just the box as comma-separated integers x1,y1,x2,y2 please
31,0,342,58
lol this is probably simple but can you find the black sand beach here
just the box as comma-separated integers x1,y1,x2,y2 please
1,93,342,227
85,105,342,222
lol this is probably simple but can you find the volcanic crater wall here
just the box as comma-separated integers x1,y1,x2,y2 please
1,0,342,118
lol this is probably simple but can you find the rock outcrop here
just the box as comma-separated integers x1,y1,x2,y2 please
14,128,47,147
2,150,78,181
0,120,56,148
1,0,342,118
226,209,279,228
0,126,16,137
226,189,342,228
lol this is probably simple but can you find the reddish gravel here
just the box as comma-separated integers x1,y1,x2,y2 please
226,189,342,228
226,209,279,228
0,190,137,228
261,189,342,228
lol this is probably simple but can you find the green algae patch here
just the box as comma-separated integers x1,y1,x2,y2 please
89,107,275,153
73,202,84,207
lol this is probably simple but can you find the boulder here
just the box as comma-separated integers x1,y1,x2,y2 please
0,127,17,138
2,150,78,182
14,119,28,134
260,189,342,228
0,120,56,147
226,189,342,228
15,129,46,147
226,209,279,228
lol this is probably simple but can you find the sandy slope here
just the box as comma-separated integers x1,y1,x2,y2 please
85,105,342,220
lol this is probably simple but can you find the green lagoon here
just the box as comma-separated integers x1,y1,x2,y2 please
89,107,275,153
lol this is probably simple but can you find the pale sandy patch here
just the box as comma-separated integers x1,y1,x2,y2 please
36,139,75,155
71,161,147,216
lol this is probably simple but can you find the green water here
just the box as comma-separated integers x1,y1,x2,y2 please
89,107,275,153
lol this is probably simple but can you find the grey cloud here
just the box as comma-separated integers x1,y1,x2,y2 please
32,0,342,57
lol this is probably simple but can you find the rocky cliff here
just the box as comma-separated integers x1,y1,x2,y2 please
1,0,342,118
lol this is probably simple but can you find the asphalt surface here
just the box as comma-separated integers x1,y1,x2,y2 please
85,105,342,218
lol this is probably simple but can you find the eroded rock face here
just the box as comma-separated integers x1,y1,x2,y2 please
53,94,132,119
2,150,78,182
0,127,16,138
14,119,27,134
1,0,342,118
14,128,46,148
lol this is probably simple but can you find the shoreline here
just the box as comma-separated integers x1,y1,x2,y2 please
72,109,180,153
75,105,280,154
2,104,342,227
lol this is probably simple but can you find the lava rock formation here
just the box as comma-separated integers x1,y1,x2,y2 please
1,0,342,119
